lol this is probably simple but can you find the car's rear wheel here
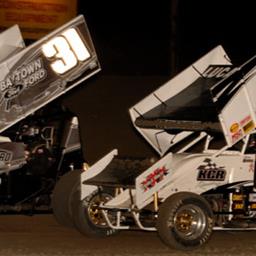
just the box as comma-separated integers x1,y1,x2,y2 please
52,169,81,227
71,188,118,237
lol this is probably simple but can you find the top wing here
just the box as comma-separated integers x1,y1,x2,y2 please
0,24,25,63
129,45,231,155
0,15,100,133
130,45,256,154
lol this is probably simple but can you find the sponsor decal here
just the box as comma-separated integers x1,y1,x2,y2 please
242,120,254,134
240,115,252,127
0,150,12,161
203,65,234,79
0,58,46,94
243,157,255,172
229,115,255,142
249,162,254,172
197,158,226,181
0,58,47,110
230,123,239,133
231,129,243,144
239,115,254,135
243,157,254,163
141,166,168,192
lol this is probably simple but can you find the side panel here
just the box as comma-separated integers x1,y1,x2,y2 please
158,154,254,205
0,15,100,133
136,153,254,209
220,86,255,146
135,152,173,209
219,67,256,146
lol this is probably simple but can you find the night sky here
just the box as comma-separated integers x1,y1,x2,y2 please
177,1,256,68
77,1,171,76
76,1,256,76
62,1,256,163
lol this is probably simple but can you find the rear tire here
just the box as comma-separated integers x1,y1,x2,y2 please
71,188,117,237
51,169,81,227
157,192,213,250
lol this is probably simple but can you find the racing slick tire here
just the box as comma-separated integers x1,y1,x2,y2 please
71,188,118,238
51,169,81,228
157,192,214,250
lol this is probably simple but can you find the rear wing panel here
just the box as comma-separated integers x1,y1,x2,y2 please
220,70,256,146
0,15,100,133
129,45,231,155
0,25,25,63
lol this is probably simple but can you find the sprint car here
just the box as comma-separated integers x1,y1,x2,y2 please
0,15,100,213
54,45,256,251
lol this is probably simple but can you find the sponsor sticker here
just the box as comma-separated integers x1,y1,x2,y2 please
0,58,46,101
230,123,239,133
240,115,252,127
202,65,233,79
197,158,226,181
231,129,243,144
243,120,254,134
141,166,168,192
243,157,254,163
230,115,255,143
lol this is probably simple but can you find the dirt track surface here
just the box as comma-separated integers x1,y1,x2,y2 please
0,214,256,256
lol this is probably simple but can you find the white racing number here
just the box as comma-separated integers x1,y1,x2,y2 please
42,28,91,74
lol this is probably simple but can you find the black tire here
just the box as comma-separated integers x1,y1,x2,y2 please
51,169,81,228
157,192,213,250
71,188,118,237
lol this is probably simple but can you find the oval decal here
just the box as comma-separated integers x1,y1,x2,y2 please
230,123,239,133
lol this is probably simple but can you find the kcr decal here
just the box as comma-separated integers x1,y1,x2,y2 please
141,166,169,192
197,158,226,181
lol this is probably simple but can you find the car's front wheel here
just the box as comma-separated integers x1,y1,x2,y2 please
157,192,213,250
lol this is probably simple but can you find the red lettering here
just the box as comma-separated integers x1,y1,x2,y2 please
5,12,57,24
141,166,168,192
0,1,67,12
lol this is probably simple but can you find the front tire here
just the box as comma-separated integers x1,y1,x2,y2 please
157,192,213,250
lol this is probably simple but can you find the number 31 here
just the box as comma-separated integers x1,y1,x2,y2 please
42,28,90,74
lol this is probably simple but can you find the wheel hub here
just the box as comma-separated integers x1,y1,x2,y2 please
87,193,112,227
176,212,194,232
172,204,206,240
89,204,105,226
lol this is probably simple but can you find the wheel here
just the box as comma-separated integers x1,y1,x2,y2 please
51,169,81,228
157,192,213,250
71,188,117,237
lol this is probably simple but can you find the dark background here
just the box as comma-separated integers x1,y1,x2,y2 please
61,1,256,163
